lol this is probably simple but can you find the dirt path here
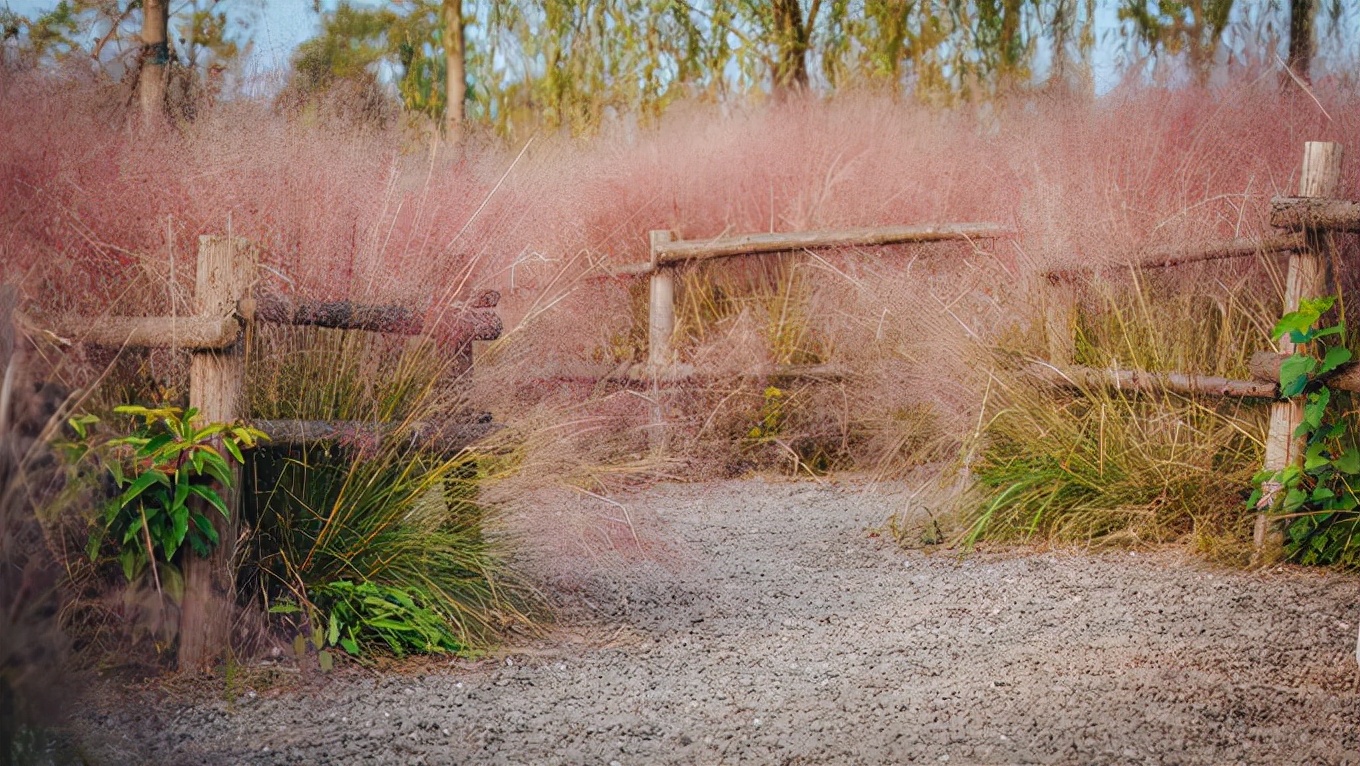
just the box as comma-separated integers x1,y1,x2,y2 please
84,478,1360,765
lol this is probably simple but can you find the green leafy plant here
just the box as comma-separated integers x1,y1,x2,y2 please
85,405,266,582
315,580,466,657
1249,296,1360,566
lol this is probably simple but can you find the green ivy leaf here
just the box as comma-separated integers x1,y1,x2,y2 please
1319,346,1353,375
1274,296,1335,340
1279,354,1317,398
1304,442,1332,471
1301,387,1331,432
1333,449,1360,474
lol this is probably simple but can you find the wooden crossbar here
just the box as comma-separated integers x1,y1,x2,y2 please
1270,196,1360,232
651,222,1012,265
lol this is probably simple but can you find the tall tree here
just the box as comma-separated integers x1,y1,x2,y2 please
770,0,811,94
1118,0,1235,86
139,0,170,119
443,0,466,137
1287,0,1315,83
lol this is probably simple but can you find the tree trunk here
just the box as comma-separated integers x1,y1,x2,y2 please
770,0,810,96
997,0,1025,85
139,0,170,121
443,0,466,139
1287,0,1315,84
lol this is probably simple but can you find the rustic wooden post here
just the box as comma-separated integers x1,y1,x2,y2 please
1257,141,1343,561
646,231,676,452
1042,274,1076,367
0,285,16,440
178,235,255,671
648,230,676,368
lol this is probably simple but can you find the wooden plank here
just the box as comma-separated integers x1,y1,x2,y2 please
1028,363,1277,399
648,230,676,368
652,222,1012,264
251,418,497,453
48,315,240,349
1259,141,1343,561
179,235,255,673
1270,196,1360,232
1249,350,1360,393
252,288,503,346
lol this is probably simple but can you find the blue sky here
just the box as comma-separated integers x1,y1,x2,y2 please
4,1,1343,96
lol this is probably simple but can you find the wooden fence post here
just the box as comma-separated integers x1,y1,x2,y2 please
178,235,255,671
1257,141,1343,561
648,230,676,368
647,231,675,452
0,285,17,439
1042,274,1076,367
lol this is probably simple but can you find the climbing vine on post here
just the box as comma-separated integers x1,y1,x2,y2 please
1249,296,1360,566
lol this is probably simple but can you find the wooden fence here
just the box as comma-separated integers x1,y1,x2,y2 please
597,141,1354,566
5,141,1354,667
1037,141,1353,562
4,236,501,671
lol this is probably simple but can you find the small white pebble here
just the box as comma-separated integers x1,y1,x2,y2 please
752,718,762,727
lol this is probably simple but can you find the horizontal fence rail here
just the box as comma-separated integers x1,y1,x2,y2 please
651,222,1013,265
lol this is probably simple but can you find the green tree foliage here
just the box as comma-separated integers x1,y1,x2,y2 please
0,0,253,106
1118,0,1235,84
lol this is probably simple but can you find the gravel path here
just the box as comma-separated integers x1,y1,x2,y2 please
84,478,1360,765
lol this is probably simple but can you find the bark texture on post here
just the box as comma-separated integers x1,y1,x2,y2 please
178,236,255,672
1042,275,1076,367
648,230,676,453
442,0,466,139
1287,0,1315,84
1257,141,1342,562
138,0,169,121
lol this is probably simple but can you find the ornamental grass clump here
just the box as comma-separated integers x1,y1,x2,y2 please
242,322,537,658
955,268,1278,558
